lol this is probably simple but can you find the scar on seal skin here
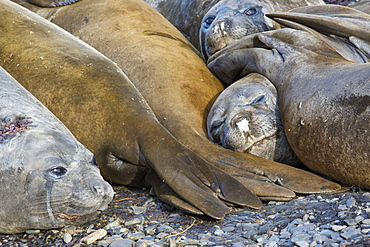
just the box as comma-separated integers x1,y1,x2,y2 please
0,118,35,144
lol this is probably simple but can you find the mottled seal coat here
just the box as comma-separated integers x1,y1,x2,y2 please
207,27,370,188
0,67,113,234
0,0,271,219
15,0,343,204
199,0,325,59
207,73,301,167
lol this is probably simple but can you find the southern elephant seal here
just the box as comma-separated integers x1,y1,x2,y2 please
0,0,268,220
200,0,325,59
15,0,343,204
207,73,301,167
0,67,113,234
143,0,324,52
207,28,370,188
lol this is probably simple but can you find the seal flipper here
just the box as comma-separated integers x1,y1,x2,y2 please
27,0,79,7
350,36,370,58
266,5,370,43
145,170,204,215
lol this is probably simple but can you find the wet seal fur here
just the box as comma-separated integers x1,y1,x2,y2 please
0,0,269,219
19,0,344,202
0,67,113,234
207,73,301,167
207,26,370,188
12,0,343,214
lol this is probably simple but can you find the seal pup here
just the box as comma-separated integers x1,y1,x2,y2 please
207,28,370,188
207,73,301,167
15,0,344,202
0,67,114,234
0,0,270,219
200,0,325,59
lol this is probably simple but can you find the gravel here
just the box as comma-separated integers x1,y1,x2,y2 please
1,186,370,246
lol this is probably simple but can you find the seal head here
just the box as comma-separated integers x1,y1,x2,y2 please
200,0,276,60
0,67,114,233
207,73,301,166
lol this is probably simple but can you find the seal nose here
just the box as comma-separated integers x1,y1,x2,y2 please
91,180,113,200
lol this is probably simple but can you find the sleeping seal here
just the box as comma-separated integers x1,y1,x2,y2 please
200,0,325,59
207,27,370,188
207,73,301,167
0,0,271,219
16,0,344,203
0,67,113,234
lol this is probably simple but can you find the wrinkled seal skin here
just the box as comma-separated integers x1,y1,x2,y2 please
0,67,113,234
0,0,274,220
207,73,301,167
207,27,370,189
143,0,220,50
27,0,79,8
200,0,325,59
15,0,345,205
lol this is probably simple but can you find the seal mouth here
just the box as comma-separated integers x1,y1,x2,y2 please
57,213,79,220
244,133,276,153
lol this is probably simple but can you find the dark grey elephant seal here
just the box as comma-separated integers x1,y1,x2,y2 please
207,27,370,189
0,67,113,234
143,0,324,52
207,73,301,167
0,0,274,220
12,0,343,207
200,0,325,59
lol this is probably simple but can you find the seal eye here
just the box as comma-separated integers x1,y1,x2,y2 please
245,8,257,16
203,16,215,29
251,95,266,105
48,166,68,177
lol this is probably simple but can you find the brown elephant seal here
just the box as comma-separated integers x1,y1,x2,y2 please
207,28,370,188
0,0,273,220
207,73,301,167
15,0,345,203
27,0,79,8
199,0,325,59
0,67,114,234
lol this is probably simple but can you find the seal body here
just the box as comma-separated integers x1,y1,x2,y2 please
16,0,345,202
207,73,301,166
200,0,325,59
0,67,113,234
208,27,370,188
0,0,277,219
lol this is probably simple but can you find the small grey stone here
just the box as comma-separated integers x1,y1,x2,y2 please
127,232,145,241
134,240,147,247
104,219,121,229
340,227,361,239
125,217,143,226
109,239,135,247
157,224,175,233
214,229,224,236
222,226,235,232
279,231,291,239
155,232,168,239
291,233,311,243
346,197,356,208
294,241,309,247
231,242,246,247
63,233,72,244
362,219,370,225
130,206,147,215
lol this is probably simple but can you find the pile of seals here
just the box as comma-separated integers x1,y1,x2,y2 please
0,0,368,238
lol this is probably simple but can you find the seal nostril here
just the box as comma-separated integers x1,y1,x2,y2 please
93,184,106,196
